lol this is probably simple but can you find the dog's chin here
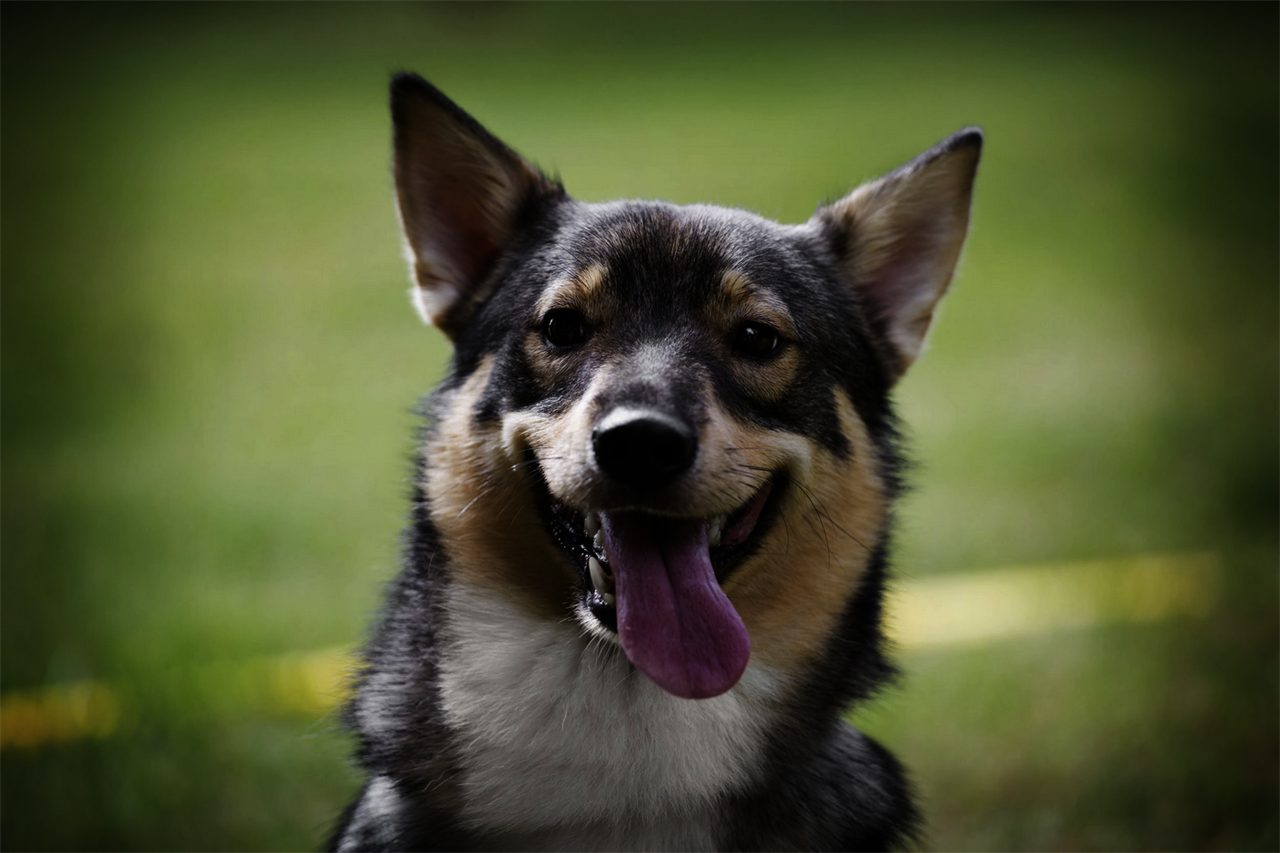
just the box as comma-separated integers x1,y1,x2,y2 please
535,469,786,637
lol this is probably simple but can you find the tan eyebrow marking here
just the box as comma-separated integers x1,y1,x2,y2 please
535,263,608,317
721,269,757,306
718,270,796,338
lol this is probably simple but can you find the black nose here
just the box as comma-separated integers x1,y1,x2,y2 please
592,408,697,488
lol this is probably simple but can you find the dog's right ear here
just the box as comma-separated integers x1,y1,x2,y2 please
391,73,564,340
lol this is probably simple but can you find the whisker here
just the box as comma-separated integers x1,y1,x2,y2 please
790,478,873,557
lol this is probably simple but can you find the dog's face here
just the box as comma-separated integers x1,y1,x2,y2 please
393,75,979,701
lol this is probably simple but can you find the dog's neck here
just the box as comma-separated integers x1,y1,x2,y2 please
436,581,784,848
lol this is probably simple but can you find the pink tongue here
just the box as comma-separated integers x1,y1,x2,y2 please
599,513,751,699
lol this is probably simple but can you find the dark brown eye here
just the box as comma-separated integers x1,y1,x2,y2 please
543,308,589,348
732,322,780,359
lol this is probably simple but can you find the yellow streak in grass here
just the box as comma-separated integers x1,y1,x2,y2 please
0,552,1221,750
0,681,121,749
885,551,1221,650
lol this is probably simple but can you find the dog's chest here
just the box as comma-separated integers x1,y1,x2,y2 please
438,584,776,849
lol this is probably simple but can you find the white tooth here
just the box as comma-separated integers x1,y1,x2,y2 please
602,592,616,607
589,556,614,597
708,514,727,548
593,529,605,551
584,512,600,537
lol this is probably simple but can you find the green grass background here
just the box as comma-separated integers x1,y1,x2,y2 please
3,3,1276,849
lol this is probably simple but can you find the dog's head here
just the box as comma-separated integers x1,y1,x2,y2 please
392,74,979,701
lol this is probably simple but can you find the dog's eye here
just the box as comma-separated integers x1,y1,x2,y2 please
543,308,590,348
732,322,781,359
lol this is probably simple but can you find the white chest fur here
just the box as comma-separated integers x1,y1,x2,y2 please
439,584,779,850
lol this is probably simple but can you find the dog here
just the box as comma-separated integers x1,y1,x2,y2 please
331,72,980,852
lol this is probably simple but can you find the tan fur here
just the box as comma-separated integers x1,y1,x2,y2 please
534,263,610,317
501,363,614,514
717,270,760,311
713,270,800,404
423,356,569,619
726,392,889,676
524,265,621,389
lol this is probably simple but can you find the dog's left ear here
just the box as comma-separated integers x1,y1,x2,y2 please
391,73,564,340
814,128,981,383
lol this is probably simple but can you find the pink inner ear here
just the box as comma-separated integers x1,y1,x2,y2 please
862,246,942,330
393,75,560,335
815,130,979,379
409,175,505,289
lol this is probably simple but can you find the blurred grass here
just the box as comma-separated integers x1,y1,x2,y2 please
2,3,1276,850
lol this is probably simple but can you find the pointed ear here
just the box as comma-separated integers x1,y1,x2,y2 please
391,73,564,340
814,128,981,383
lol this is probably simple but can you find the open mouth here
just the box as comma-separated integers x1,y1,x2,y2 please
543,474,785,699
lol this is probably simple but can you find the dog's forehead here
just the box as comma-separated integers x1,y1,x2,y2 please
549,200,809,297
